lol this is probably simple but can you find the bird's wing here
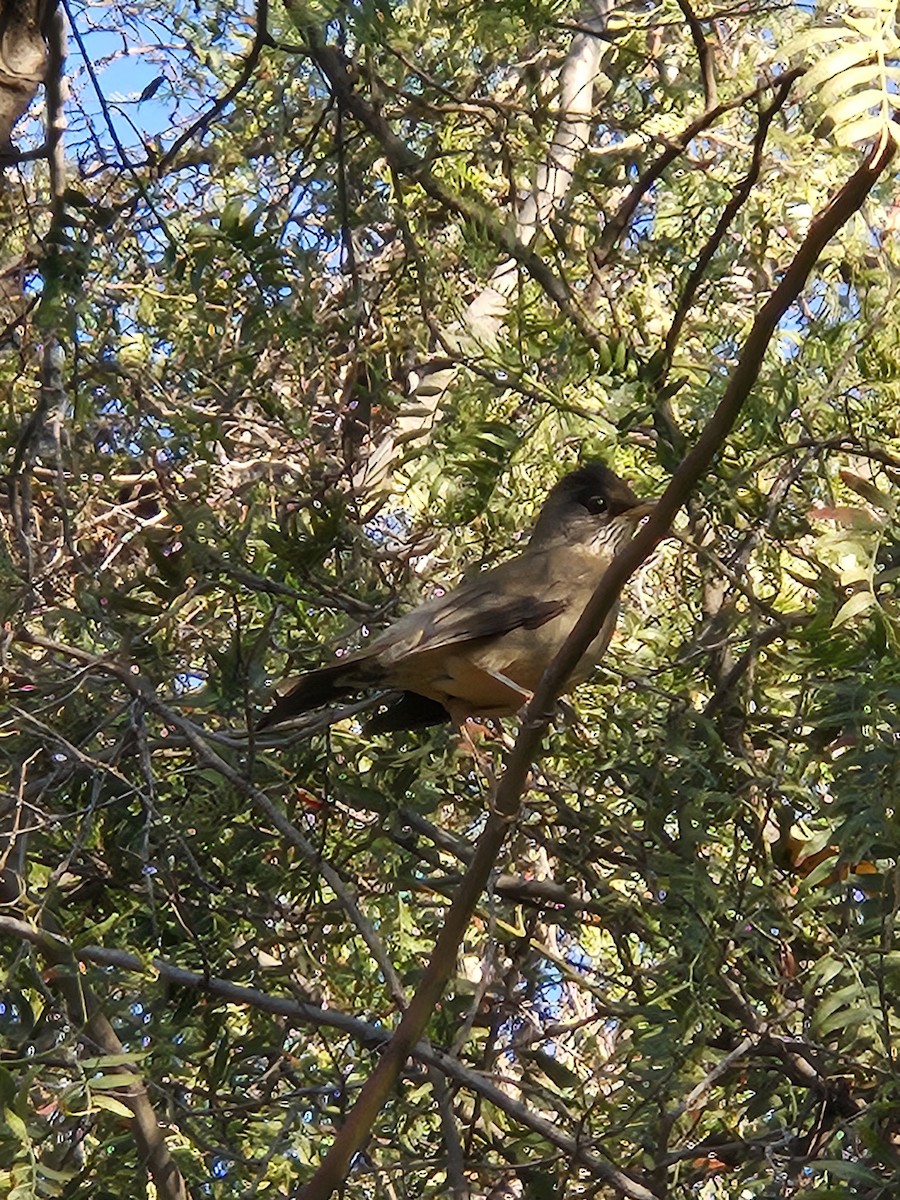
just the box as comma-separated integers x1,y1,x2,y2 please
373,553,568,667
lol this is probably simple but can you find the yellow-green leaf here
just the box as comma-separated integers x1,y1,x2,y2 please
819,62,900,107
2,1107,29,1144
782,24,866,58
831,590,876,628
801,43,878,95
91,1094,135,1119
835,112,895,145
826,88,891,129
89,1073,140,1090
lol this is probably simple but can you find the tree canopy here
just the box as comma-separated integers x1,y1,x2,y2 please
2,1,900,1197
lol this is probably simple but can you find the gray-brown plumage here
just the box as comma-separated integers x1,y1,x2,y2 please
258,463,651,732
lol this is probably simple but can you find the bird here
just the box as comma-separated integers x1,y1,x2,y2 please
258,462,653,733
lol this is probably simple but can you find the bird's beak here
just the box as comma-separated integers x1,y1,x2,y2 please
626,500,656,522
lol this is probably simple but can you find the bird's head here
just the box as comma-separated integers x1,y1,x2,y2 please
529,462,653,549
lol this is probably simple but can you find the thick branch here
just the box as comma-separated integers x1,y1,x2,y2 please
677,0,716,108
44,2,65,203
295,135,895,1199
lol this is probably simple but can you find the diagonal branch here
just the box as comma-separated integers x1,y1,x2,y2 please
156,0,271,173
0,914,673,1189
284,13,606,353
591,67,805,272
293,134,896,1200
677,0,717,109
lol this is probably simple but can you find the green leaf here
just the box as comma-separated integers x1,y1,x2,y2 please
824,88,891,130
816,1002,877,1037
91,1094,135,1119
811,979,868,1028
801,42,880,96
89,1073,141,1090
80,1053,145,1069
812,1159,885,1185
2,1107,29,1144
835,113,898,146
831,590,876,628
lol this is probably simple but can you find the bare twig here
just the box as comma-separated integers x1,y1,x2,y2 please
663,72,795,368
284,14,607,355
677,0,717,108
0,914,671,1186
61,0,178,251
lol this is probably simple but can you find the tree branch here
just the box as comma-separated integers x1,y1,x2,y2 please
156,0,271,174
662,71,795,369
677,0,717,109
284,13,607,355
591,68,804,272
294,134,896,1199
0,914,667,1191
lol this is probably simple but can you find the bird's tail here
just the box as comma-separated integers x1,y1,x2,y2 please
257,660,356,730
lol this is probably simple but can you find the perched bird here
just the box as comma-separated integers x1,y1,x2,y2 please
259,462,652,733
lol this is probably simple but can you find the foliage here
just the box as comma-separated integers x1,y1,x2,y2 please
1,0,900,1197
790,0,900,148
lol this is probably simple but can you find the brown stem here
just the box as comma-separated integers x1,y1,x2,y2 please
677,0,717,108
294,134,896,1200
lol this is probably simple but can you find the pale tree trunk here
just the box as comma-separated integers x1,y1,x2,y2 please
0,0,54,155
357,1,612,492
468,0,612,341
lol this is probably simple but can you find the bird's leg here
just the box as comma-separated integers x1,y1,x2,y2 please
486,719,516,752
446,702,497,782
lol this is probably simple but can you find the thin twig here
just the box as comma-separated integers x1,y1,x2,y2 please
0,914,190,1200
591,68,804,272
157,0,271,173
0,914,676,1188
663,71,795,367
285,14,607,355
677,0,717,108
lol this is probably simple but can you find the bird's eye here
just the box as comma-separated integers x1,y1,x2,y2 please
583,494,607,515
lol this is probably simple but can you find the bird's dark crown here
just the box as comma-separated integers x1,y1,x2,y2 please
530,462,641,543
